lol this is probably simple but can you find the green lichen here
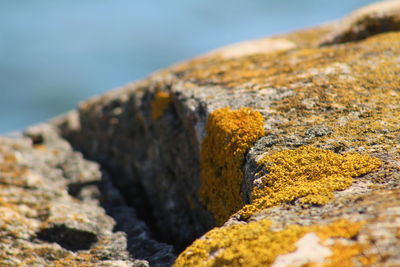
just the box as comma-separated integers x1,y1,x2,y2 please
199,107,265,225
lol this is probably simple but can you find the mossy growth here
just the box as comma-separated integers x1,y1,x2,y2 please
151,90,171,120
239,146,381,219
173,219,366,267
200,107,265,225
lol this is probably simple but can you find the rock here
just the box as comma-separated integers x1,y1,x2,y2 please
320,0,400,45
2,0,400,266
0,124,174,266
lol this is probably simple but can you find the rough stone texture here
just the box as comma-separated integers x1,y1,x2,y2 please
2,1,400,266
0,124,174,266
320,0,400,45
56,84,214,250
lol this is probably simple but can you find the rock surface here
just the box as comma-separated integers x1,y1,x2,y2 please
0,124,174,266
2,1,400,266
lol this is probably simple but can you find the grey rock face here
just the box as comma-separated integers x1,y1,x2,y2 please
57,84,215,250
0,124,174,266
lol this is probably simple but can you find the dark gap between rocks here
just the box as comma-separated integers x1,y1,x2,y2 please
61,158,176,267
98,166,164,245
99,178,178,265
70,151,203,255
63,146,201,257
36,224,98,252
67,180,100,198
55,92,213,256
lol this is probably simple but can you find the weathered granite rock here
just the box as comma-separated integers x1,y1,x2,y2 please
0,124,174,266
320,0,400,45
2,1,400,266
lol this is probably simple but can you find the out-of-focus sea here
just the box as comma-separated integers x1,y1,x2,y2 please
0,0,378,133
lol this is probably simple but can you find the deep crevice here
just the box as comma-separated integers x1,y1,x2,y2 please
64,156,177,265
98,165,164,245
57,136,194,256
55,90,214,256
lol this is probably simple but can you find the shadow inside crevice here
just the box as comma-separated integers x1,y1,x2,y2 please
36,224,98,252
65,161,177,266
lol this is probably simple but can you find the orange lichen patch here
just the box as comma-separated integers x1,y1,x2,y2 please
200,107,265,225
52,238,116,267
173,219,365,267
0,148,28,187
151,90,172,120
355,253,378,266
312,220,368,267
315,218,363,240
33,144,47,151
322,243,366,267
239,146,381,219
53,252,100,267
0,149,18,172
0,242,71,266
0,205,34,239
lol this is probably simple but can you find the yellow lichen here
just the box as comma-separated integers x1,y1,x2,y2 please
151,90,171,120
239,146,381,219
199,107,265,225
317,220,368,267
322,243,365,267
0,148,28,187
171,28,398,267
173,219,365,267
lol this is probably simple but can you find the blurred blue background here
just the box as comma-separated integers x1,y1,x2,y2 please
0,0,378,133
